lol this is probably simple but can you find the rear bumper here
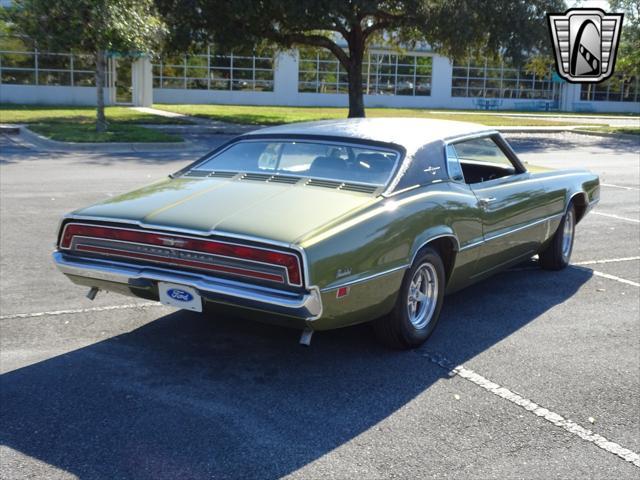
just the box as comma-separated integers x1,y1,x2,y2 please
53,251,323,321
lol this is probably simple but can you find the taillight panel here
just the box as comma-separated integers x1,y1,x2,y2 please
59,222,303,287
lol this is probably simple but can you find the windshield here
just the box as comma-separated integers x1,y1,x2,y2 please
191,140,399,186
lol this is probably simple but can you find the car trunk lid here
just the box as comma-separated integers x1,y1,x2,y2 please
72,176,380,245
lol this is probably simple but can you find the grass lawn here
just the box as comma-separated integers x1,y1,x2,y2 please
0,105,186,143
152,104,597,127
0,105,193,125
28,123,182,143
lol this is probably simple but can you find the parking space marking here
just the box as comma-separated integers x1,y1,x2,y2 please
0,302,164,320
591,270,640,288
423,352,640,468
592,212,640,224
601,183,640,191
574,256,640,266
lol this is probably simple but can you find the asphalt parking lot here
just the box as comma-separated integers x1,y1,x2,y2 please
1,131,638,479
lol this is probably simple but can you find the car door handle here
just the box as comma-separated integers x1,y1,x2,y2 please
478,197,497,207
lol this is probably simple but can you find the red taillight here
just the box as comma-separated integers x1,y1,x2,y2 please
60,223,302,285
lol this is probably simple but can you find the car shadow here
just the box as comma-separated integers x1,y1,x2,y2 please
0,263,592,479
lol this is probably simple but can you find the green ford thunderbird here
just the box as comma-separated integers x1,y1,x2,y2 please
54,118,599,348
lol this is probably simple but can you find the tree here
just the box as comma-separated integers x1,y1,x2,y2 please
156,0,564,117
9,0,165,131
610,0,639,82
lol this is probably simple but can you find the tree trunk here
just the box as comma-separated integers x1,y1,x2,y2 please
346,32,366,118
95,49,108,133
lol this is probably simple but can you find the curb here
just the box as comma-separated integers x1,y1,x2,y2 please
8,123,637,152
0,124,21,134
496,126,583,133
498,126,639,140
570,129,640,142
17,125,201,153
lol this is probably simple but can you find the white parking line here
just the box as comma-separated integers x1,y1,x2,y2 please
591,270,640,288
601,183,640,191
592,212,640,223
0,302,164,320
574,257,640,265
423,352,640,468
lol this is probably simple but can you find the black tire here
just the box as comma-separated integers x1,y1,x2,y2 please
539,203,576,271
373,247,445,349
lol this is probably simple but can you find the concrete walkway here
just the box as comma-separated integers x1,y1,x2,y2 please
133,107,257,133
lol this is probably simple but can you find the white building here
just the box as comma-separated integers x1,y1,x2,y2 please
1,46,638,113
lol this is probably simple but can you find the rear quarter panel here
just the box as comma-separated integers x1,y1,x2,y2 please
300,182,482,330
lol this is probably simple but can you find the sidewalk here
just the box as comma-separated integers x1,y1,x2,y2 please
132,107,258,134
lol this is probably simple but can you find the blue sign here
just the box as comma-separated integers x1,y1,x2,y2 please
167,288,194,302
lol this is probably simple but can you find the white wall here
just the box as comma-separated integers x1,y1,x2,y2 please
153,51,571,111
2,49,639,113
0,85,111,106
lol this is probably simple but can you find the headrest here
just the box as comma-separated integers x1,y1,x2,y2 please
308,156,346,175
356,153,393,173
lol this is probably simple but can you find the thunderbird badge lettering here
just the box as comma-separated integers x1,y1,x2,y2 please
547,8,623,83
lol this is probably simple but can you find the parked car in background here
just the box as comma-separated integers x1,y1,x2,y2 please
53,118,599,348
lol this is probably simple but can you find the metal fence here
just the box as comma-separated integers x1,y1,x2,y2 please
451,60,555,99
152,48,274,91
0,49,95,86
580,78,639,102
298,50,432,96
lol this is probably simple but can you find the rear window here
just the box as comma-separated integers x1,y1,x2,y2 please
192,140,399,186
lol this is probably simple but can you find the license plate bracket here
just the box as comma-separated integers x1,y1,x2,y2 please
158,282,203,312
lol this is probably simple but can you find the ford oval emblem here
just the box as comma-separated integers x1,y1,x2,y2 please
167,288,194,302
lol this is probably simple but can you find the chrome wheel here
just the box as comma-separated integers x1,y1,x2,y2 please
407,262,439,329
561,209,575,262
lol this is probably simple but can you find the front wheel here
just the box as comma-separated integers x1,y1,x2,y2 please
373,247,445,349
539,204,576,270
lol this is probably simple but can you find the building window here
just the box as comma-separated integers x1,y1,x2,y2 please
580,77,639,102
0,39,95,87
152,49,274,91
298,49,432,96
451,59,554,99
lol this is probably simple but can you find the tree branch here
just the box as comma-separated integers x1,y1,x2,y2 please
276,32,350,67
361,10,405,40
328,17,349,39
362,20,390,40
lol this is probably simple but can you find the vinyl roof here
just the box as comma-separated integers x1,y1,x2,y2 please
242,117,494,151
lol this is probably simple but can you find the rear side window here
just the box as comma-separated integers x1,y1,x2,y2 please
453,137,514,168
450,136,518,184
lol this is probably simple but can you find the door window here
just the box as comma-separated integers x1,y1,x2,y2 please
451,137,517,184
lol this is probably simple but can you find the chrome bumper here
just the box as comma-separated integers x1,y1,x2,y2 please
53,251,323,320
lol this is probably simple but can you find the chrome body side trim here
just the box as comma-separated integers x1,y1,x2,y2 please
411,234,461,266
443,130,500,144
53,252,323,321
458,213,564,252
459,239,485,252
320,264,409,292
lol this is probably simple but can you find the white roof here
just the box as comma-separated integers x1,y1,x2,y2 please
243,117,494,152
